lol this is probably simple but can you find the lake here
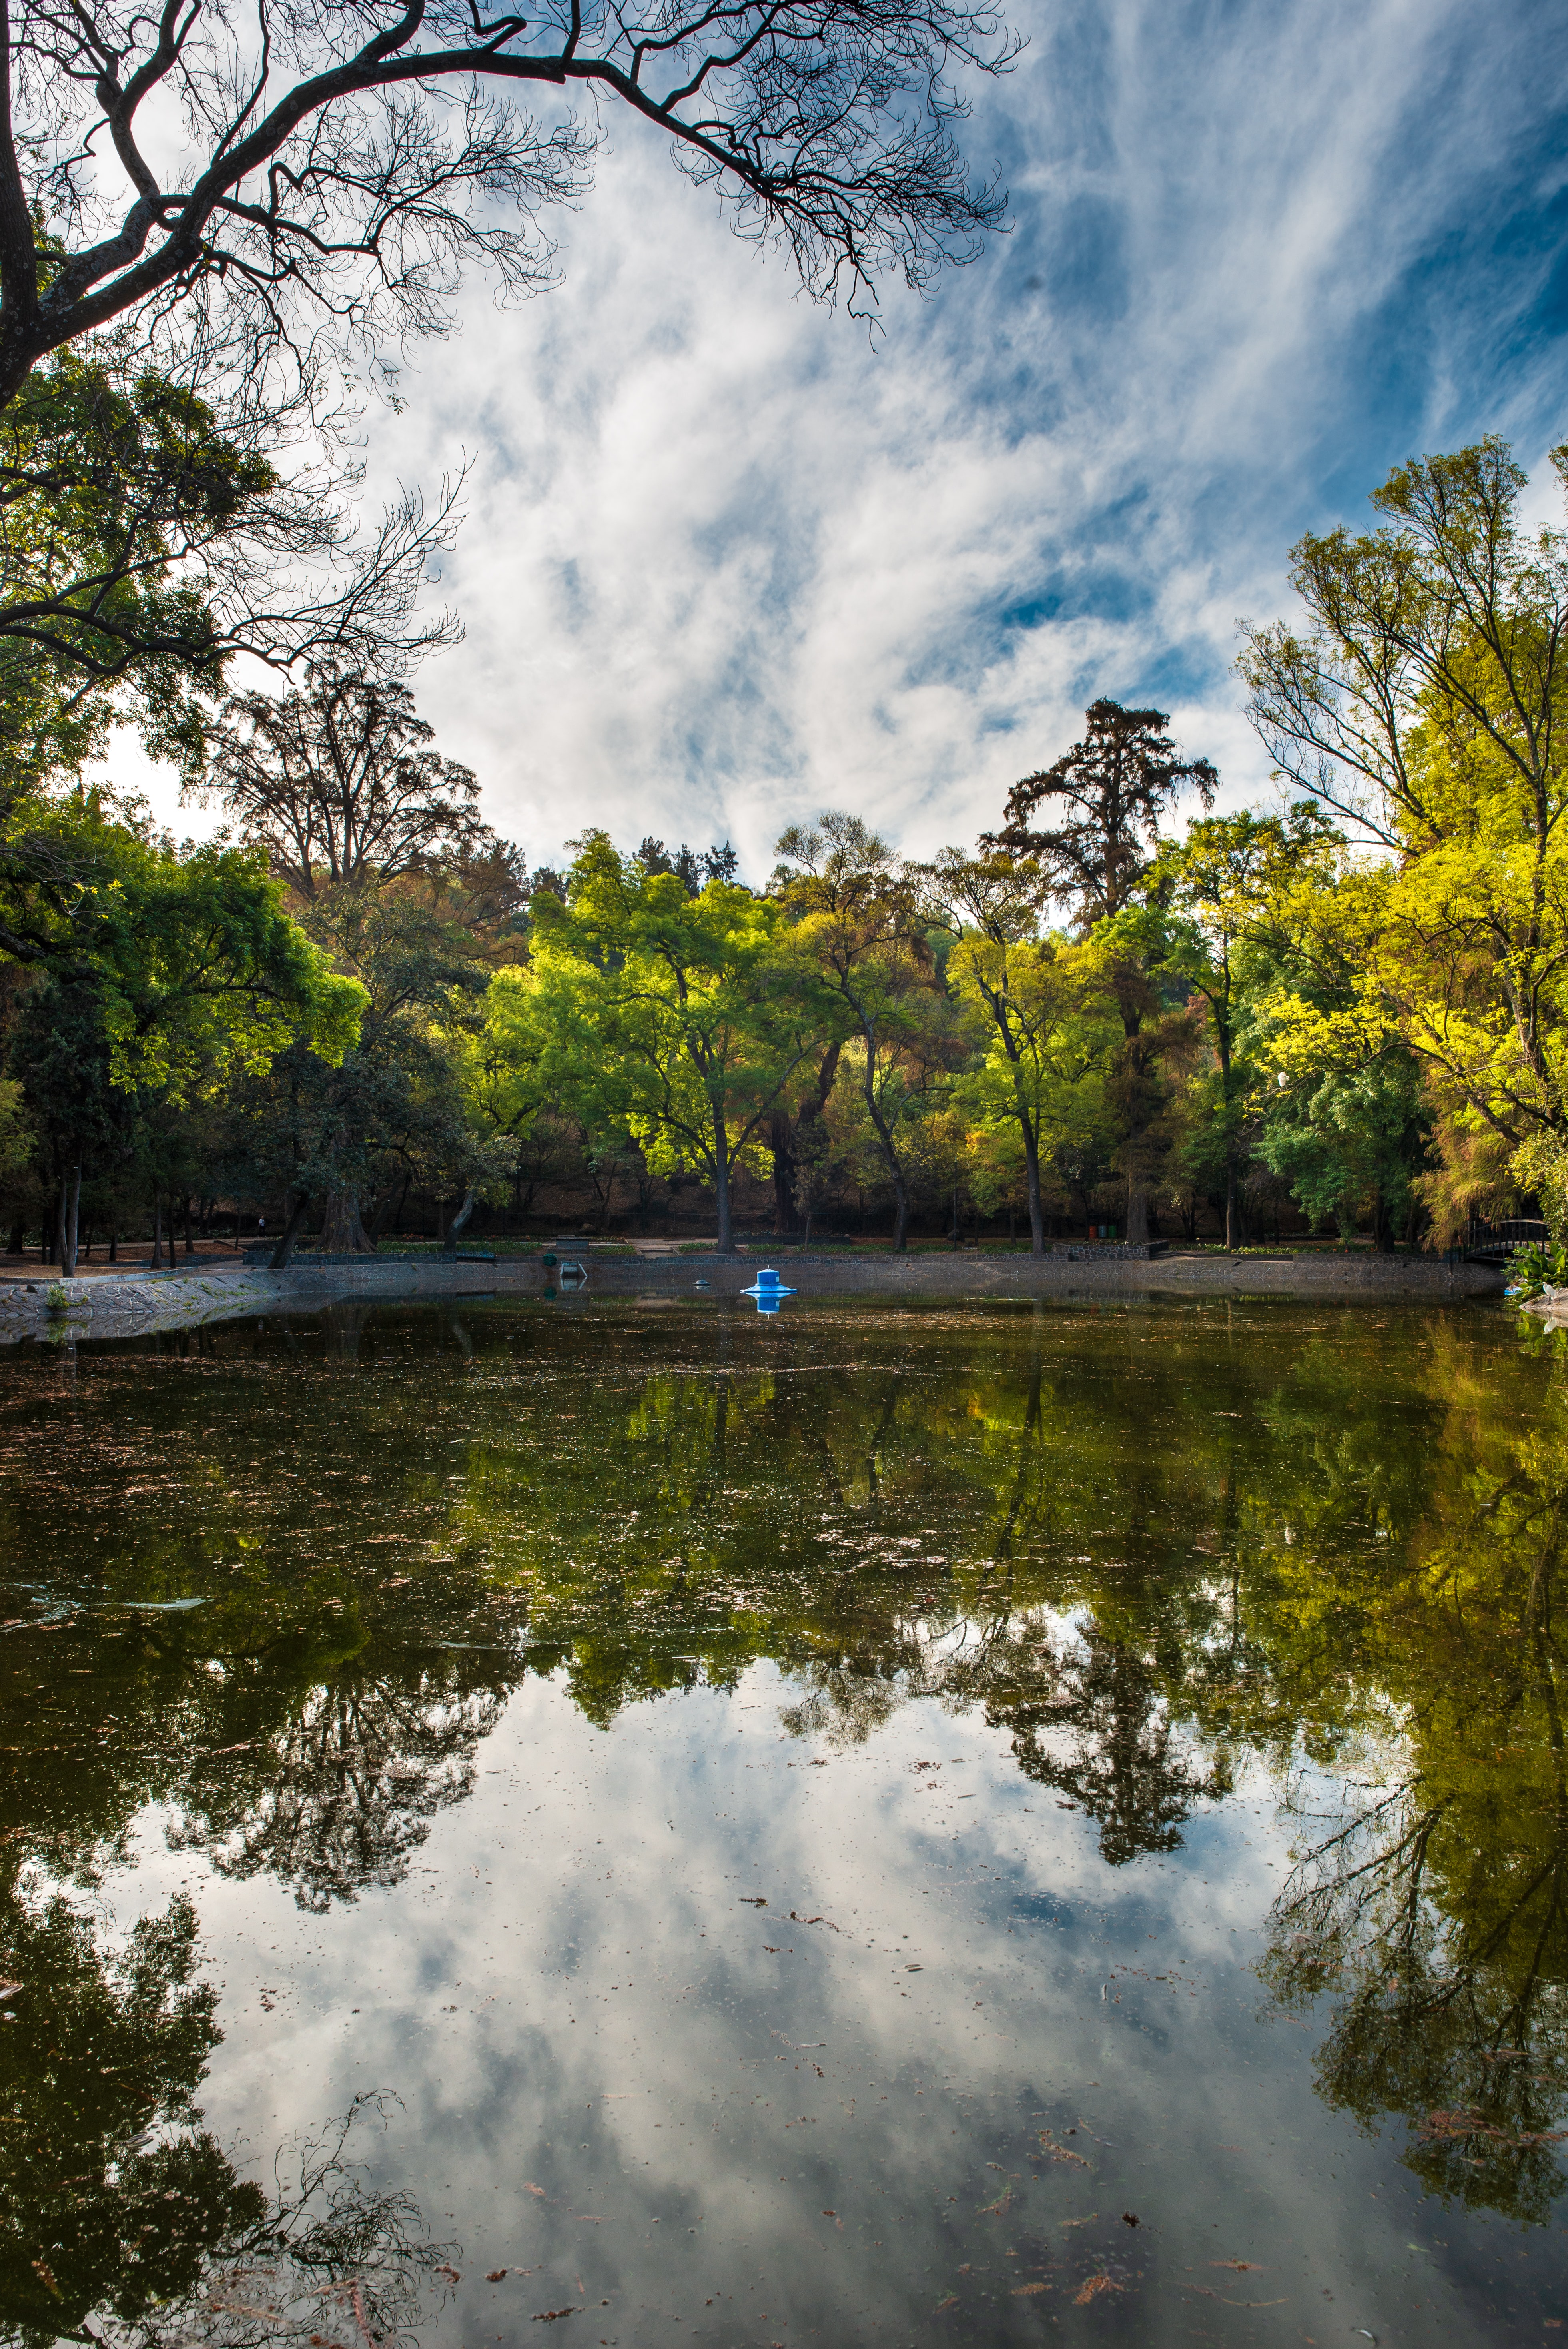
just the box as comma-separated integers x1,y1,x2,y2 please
2,1295,1564,2347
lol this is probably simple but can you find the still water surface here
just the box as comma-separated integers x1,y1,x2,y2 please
2,1296,1566,2347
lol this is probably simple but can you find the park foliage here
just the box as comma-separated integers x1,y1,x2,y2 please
0,8,1560,1260
1,438,1567,1261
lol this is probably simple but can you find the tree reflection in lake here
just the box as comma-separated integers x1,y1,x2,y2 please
168,1676,509,1912
1255,1318,1568,2219
4,1296,1568,2240
0,1879,447,2348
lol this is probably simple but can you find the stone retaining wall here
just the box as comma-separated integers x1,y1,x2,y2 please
0,1269,314,1345
573,1251,1502,1301
0,1245,1504,1343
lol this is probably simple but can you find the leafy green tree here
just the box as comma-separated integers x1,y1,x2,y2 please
465,954,646,1231
533,835,822,1253
225,883,505,1260
1194,814,1433,1244
926,846,1117,1252
774,814,962,1249
199,671,533,1255
6,970,128,1271
636,838,742,894
0,338,461,798
0,788,360,1084
1154,808,1338,1247
1240,439,1568,1239
0,791,362,1261
989,700,1218,1241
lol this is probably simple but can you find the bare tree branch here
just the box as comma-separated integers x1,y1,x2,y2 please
0,0,1016,410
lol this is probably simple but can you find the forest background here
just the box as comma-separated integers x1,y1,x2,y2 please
0,9,1565,1271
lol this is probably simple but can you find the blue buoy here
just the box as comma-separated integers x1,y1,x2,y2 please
741,1265,796,1315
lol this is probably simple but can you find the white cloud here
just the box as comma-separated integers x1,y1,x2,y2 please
114,0,1568,873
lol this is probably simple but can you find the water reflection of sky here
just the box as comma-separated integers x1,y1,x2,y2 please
3,1299,1565,2344
111,1666,1504,2346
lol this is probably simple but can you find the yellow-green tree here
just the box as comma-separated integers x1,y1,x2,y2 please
926,846,1116,1251
1240,439,1568,1238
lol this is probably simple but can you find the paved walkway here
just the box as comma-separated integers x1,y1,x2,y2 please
0,1247,246,1283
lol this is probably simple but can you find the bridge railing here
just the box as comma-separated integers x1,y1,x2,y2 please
1468,1215,1551,1256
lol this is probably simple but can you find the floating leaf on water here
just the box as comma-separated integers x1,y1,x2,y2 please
1074,2274,1119,2304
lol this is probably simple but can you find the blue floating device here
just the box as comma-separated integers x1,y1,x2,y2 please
741,1265,796,1315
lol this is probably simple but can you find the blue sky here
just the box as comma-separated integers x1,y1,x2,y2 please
147,0,1568,874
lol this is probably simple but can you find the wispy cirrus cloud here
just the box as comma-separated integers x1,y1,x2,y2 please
129,0,1568,872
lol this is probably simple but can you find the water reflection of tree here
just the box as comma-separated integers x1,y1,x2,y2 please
0,1886,447,2347
169,1674,507,1911
21,1297,1568,2220
1255,1325,1568,2221
1263,1774,1568,2221
986,1621,1229,1863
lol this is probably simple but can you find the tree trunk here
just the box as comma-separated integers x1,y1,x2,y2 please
319,1188,373,1253
714,1127,734,1255
1022,1119,1045,1257
1114,995,1154,1252
443,1185,477,1253
769,1107,797,1235
891,1173,910,1252
184,1195,195,1257
368,1175,408,1245
270,1192,311,1270
63,1165,80,1277
1216,1036,1239,1249
109,1230,117,1263
54,1173,67,1270
150,1191,164,1269
5,1220,20,1255
862,1065,909,1253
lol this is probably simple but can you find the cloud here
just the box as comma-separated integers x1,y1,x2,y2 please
119,0,1568,873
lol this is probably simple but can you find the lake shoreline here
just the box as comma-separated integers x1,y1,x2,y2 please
0,1245,1504,1342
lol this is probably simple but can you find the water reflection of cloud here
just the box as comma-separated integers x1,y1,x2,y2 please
100,1664,1507,2345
